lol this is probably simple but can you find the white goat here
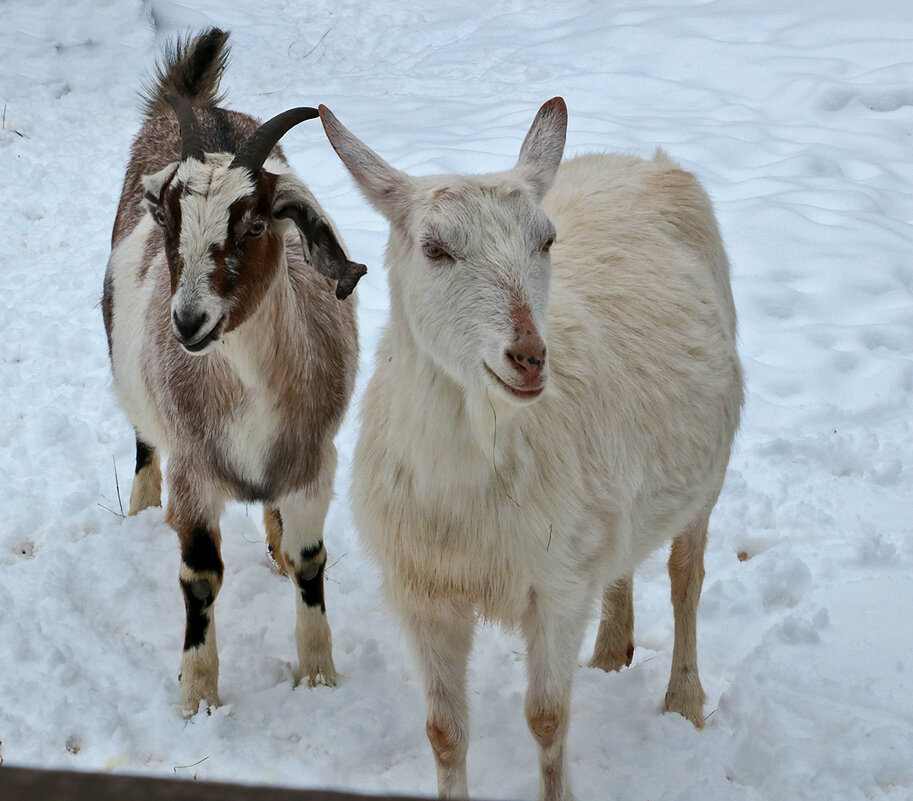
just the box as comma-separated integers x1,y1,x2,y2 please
321,98,743,800
103,29,364,714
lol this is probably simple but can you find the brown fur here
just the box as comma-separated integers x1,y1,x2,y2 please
263,506,288,574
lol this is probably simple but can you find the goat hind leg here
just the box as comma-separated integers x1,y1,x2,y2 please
664,514,709,728
589,576,634,672
128,434,161,515
263,506,288,575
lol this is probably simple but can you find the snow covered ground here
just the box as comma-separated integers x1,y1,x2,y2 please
1,0,912,798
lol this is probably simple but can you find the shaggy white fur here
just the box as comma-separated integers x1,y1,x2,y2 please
323,97,743,801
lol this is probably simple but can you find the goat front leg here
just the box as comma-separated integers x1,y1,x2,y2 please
664,513,709,728
279,448,338,687
589,575,634,672
128,434,161,515
165,461,225,715
402,599,474,799
522,589,591,801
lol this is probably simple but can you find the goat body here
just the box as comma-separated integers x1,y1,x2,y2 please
322,99,742,800
103,29,361,713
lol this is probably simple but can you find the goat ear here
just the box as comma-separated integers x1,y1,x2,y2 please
273,176,366,300
141,162,179,202
319,105,412,225
515,97,567,200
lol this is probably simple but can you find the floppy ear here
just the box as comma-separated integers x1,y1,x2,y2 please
273,176,366,299
319,104,412,226
515,97,567,200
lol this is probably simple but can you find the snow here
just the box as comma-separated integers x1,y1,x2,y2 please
1,0,912,798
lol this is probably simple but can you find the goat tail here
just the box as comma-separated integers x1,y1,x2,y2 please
141,28,230,117
651,148,680,170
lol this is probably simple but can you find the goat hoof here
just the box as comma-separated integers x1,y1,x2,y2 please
589,642,633,672
180,694,221,718
664,677,706,729
297,670,338,689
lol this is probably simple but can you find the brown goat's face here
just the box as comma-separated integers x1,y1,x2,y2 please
142,154,284,355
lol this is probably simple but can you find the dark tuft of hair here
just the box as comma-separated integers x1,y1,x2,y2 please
140,28,230,117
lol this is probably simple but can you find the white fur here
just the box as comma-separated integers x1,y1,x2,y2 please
109,215,169,448
324,99,743,801
218,313,284,488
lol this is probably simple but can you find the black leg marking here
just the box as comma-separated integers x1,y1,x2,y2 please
296,561,326,612
134,436,154,474
296,540,324,581
179,527,223,651
183,528,223,574
181,577,214,650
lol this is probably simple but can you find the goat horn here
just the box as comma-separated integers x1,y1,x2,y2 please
230,107,319,174
163,94,205,162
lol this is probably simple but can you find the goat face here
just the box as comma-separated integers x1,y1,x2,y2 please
141,99,366,356
321,98,567,406
143,155,279,353
396,178,555,405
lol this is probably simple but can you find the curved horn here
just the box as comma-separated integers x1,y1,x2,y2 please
163,93,205,162
230,107,319,174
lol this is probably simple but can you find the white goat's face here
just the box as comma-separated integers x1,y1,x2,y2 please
321,97,567,406
391,177,556,404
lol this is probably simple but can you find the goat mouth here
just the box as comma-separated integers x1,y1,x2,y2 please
483,363,545,402
179,316,225,354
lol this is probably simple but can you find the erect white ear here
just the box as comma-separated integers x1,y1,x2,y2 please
319,105,412,225
141,162,179,201
515,97,567,200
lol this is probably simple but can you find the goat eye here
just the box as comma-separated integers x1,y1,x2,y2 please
541,236,555,253
422,244,447,260
247,220,265,237
152,207,166,226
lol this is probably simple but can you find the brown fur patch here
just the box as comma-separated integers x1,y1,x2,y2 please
263,506,288,575
426,720,461,766
101,273,114,354
214,173,284,333
528,710,561,749
161,183,184,293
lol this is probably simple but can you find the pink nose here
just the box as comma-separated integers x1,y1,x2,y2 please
507,300,546,382
506,337,546,376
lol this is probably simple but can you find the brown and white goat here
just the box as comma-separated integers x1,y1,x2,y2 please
323,99,743,800
102,29,363,714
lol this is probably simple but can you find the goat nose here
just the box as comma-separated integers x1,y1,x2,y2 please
173,308,209,341
506,339,546,375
